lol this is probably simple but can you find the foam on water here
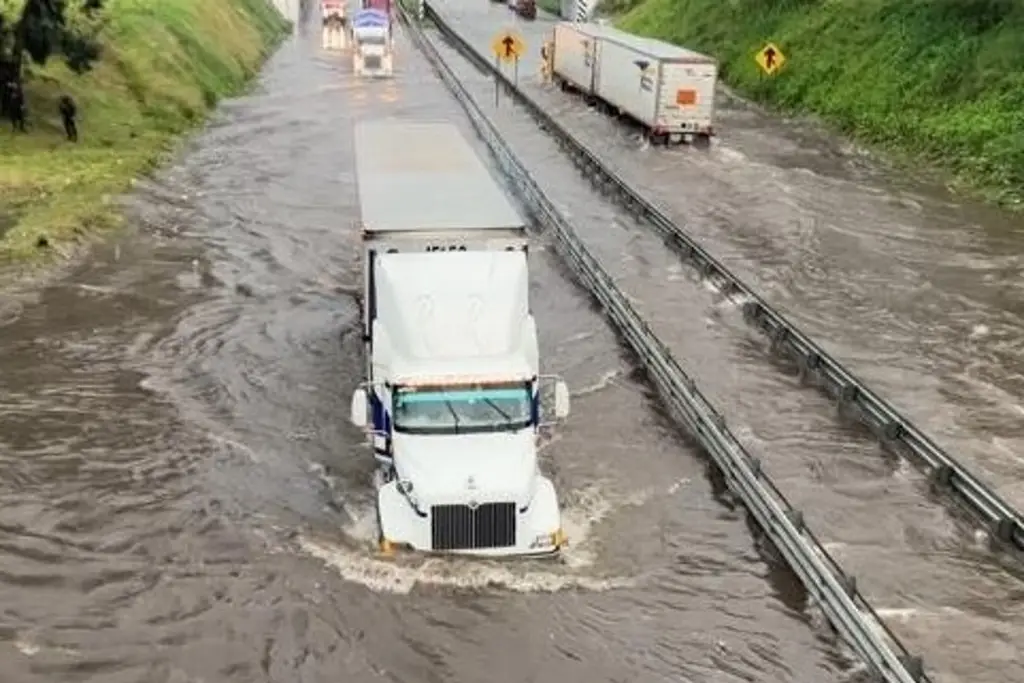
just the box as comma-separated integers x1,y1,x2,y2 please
572,368,620,398
297,536,636,595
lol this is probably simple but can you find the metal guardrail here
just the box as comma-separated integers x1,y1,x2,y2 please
395,5,931,683
417,2,1024,558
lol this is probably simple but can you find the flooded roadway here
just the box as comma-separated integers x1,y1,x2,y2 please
420,4,1024,682
0,6,856,683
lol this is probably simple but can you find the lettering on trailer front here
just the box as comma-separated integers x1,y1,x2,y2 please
369,241,527,255
424,244,469,252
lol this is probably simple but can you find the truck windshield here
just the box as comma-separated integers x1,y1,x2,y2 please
393,382,532,435
359,35,386,45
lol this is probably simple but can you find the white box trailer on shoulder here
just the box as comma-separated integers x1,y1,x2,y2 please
551,22,718,145
551,22,598,95
350,120,571,558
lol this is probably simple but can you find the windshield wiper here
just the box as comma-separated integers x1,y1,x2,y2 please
483,398,511,422
443,400,461,434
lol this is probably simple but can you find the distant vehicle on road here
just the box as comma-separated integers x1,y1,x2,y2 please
351,9,394,77
514,0,536,20
505,0,536,19
320,0,348,51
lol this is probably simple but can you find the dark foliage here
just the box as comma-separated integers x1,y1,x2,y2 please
1,0,105,116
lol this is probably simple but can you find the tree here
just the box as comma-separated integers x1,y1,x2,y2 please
1,0,105,123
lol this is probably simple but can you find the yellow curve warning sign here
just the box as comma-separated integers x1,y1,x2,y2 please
491,30,525,63
755,42,786,76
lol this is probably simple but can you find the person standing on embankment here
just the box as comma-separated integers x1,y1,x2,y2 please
59,94,78,142
5,79,26,132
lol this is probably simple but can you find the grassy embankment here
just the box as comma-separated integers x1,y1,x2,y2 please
537,0,561,17
0,0,290,261
614,0,1024,207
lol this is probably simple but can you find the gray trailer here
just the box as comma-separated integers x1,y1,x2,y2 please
354,120,526,236
353,119,530,340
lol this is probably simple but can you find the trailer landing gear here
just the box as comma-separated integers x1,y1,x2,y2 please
648,131,712,148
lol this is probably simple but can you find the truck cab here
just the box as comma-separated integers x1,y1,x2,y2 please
349,251,570,555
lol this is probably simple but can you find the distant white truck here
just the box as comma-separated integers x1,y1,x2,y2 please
349,120,571,557
321,0,348,51
551,22,718,145
350,9,393,78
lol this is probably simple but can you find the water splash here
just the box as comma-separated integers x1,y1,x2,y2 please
297,483,652,594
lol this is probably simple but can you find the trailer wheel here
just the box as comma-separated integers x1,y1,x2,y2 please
694,133,712,149
648,132,669,146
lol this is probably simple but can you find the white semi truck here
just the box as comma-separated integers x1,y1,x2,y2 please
349,120,571,557
350,9,393,78
551,22,718,145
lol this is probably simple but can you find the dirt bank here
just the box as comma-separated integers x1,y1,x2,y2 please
0,0,290,263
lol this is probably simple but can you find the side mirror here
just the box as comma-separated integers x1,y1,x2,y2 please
350,387,368,428
553,379,570,419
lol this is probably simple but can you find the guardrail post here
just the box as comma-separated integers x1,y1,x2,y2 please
899,654,924,682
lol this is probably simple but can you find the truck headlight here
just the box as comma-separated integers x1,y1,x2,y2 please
529,529,566,549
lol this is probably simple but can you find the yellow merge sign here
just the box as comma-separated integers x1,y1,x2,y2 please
755,42,786,76
491,30,525,63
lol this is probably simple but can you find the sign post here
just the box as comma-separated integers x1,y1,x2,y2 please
755,42,786,77
490,29,526,108
540,40,553,84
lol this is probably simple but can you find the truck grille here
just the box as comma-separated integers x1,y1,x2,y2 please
364,55,382,69
431,502,516,550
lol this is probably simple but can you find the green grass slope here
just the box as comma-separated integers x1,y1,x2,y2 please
617,0,1024,207
0,0,290,261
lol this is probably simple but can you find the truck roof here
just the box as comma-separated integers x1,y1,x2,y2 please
560,22,715,63
354,120,527,234
374,250,536,381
